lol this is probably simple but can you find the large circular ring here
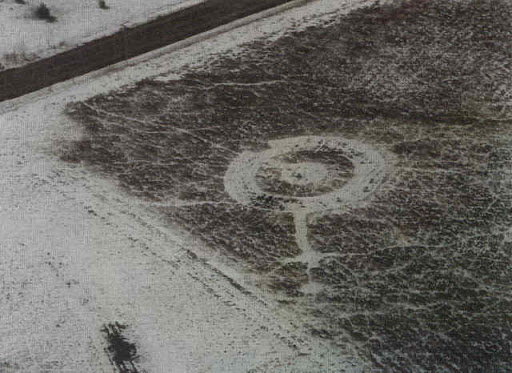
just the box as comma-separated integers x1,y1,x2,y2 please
224,136,387,213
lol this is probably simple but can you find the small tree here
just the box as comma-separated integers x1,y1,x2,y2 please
35,3,56,22
98,0,109,9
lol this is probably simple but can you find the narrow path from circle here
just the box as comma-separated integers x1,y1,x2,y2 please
224,135,388,293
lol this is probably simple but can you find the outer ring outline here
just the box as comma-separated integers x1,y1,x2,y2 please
224,136,387,213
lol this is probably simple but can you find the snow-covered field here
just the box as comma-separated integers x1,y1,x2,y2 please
0,0,201,69
3,0,511,370
0,0,373,371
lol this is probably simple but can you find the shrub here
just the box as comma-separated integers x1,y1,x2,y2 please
35,3,56,22
98,0,109,9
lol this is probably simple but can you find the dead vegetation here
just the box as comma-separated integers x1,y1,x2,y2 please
102,322,142,373
62,0,512,371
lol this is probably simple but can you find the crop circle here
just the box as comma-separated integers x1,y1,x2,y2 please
224,136,387,213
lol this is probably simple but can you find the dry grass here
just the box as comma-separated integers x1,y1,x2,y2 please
62,0,512,371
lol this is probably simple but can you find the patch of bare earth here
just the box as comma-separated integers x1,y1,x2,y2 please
62,0,512,371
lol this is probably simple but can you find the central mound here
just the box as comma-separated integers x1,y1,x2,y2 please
255,150,353,197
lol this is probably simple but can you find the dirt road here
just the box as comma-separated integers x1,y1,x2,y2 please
0,0,301,102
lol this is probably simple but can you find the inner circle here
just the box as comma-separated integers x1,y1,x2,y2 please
278,162,328,186
254,149,355,198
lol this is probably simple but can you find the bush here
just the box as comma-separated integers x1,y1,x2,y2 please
98,0,109,9
35,3,56,22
